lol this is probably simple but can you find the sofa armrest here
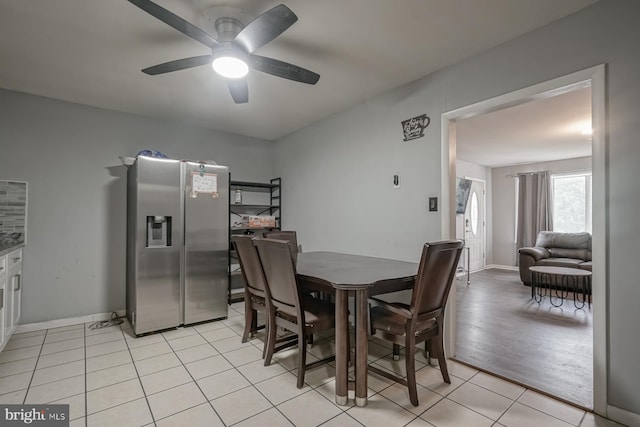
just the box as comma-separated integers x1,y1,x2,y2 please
518,246,550,261
518,247,550,286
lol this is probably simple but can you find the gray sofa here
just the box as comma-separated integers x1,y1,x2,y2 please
518,231,592,286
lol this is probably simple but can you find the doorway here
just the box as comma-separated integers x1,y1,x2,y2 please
440,65,607,414
463,178,485,272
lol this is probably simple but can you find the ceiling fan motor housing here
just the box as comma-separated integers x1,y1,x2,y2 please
214,17,244,43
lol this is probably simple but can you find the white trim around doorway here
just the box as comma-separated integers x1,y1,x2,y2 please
440,64,607,416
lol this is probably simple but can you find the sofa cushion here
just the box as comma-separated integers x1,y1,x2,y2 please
548,247,591,261
579,261,592,271
535,231,591,250
537,258,584,269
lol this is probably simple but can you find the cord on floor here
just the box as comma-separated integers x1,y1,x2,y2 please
88,311,124,330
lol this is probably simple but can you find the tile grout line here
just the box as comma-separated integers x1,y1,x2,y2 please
190,315,302,426
133,324,234,423
221,310,352,426
234,306,366,420
129,323,253,424
188,322,247,426
21,328,48,404
219,312,302,427
83,322,88,425
126,323,243,422
455,355,591,418
121,324,158,427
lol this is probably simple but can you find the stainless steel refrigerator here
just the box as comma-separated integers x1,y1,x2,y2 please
126,156,229,336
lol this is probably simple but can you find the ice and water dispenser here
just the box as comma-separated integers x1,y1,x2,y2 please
146,216,172,247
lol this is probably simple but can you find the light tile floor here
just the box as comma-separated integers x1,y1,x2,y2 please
0,303,624,427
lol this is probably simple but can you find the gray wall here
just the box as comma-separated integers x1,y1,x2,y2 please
491,157,591,266
273,0,640,419
0,89,273,324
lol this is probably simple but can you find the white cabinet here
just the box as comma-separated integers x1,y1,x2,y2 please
0,248,22,351
6,248,22,335
0,254,7,350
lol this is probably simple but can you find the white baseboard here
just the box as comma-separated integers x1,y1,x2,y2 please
485,264,519,272
15,309,127,334
608,404,640,427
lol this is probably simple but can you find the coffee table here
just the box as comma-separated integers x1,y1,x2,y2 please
529,266,592,309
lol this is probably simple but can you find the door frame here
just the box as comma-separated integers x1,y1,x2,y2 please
440,64,607,414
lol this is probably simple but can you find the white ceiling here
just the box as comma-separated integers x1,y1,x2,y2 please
456,87,592,168
0,0,597,141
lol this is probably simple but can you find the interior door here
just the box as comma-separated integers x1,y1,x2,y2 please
464,179,485,272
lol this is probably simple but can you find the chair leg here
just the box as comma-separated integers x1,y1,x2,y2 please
242,307,255,343
431,335,450,384
297,331,307,388
264,312,277,366
393,343,400,361
347,326,351,364
261,312,269,359
405,336,418,406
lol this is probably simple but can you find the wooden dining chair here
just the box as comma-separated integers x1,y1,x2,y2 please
231,235,269,354
263,230,300,260
233,234,300,362
254,238,336,388
264,230,327,312
368,240,464,406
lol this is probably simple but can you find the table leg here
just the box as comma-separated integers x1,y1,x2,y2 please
334,289,349,406
532,272,542,302
531,271,536,299
550,274,565,307
466,247,471,285
355,288,369,407
573,276,586,309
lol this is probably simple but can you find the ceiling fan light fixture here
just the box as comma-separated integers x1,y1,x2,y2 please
212,55,248,79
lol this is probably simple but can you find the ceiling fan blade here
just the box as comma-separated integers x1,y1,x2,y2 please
227,79,249,104
128,0,220,49
142,55,212,75
249,55,319,85
234,4,298,53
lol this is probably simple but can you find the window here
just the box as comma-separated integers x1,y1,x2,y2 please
552,172,592,233
470,191,479,236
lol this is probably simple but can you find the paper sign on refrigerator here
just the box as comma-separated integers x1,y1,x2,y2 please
191,172,218,198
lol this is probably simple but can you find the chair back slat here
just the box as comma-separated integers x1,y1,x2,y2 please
254,238,300,311
232,235,267,294
411,240,464,320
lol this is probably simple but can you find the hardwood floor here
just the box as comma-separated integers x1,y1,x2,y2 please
454,268,593,409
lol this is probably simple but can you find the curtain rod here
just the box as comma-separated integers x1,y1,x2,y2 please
506,168,591,178
505,170,549,178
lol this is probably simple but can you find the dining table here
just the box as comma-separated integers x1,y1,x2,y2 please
296,251,419,407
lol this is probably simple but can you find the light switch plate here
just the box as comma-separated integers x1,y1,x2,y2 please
429,197,438,211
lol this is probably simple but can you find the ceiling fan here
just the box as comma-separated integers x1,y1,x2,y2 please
128,0,320,103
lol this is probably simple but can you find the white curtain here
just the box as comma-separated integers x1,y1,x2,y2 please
516,171,553,251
